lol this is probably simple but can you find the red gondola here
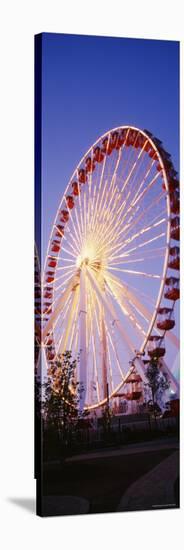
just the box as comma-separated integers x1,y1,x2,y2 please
72,181,80,196
169,168,178,179
66,195,74,209
46,270,55,276
43,306,52,314
115,129,127,149
164,159,173,172
162,178,179,192
110,131,119,149
101,136,109,153
147,335,165,358
60,210,69,222
143,129,153,138
44,292,52,299
51,244,60,253
125,372,142,401
93,146,104,163
78,168,87,184
170,217,180,240
46,276,54,283
126,391,142,401
48,259,57,268
156,162,162,172
149,148,157,159
56,224,64,235
46,339,53,346
144,140,152,153
170,191,179,214
157,307,175,331
126,129,138,147
47,352,55,361
164,277,180,301
85,156,96,173
136,134,146,149
52,239,60,245
168,246,180,270
45,286,53,293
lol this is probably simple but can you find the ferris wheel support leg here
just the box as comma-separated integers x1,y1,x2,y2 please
87,267,134,356
160,359,179,397
79,267,87,411
101,312,108,400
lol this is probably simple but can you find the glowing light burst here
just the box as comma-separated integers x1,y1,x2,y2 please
42,126,179,410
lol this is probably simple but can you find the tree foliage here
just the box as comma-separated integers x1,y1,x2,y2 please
42,351,87,440
144,357,170,408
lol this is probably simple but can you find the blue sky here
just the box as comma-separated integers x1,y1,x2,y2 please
41,33,179,255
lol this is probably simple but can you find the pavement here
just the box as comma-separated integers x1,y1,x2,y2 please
41,495,90,517
66,436,179,463
42,438,179,516
117,450,179,511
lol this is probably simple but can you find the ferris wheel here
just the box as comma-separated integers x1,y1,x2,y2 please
34,242,41,372
42,126,180,410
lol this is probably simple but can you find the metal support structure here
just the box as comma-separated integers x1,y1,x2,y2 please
160,358,179,396
79,266,87,410
101,310,108,399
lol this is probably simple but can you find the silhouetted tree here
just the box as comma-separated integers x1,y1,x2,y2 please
144,357,170,416
42,351,87,443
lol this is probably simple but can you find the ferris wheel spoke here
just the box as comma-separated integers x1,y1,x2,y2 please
114,209,166,256
108,230,166,262
115,172,161,240
86,266,135,356
53,268,76,285
65,222,81,255
108,215,166,261
111,253,163,266
108,266,161,279
44,292,72,357
65,198,83,249
42,274,78,342
119,138,150,200
59,243,78,259
91,329,100,403
54,272,78,293
112,170,161,242
116,191,165,245
90,284,115,397
92,147,122,231
105,318,125,381
57,287,79,355
72,203,84,247
106,277,147,339
55,256,75,263
124,155,156,211
52,294,74,354
105,272,155,324
105,232,163,264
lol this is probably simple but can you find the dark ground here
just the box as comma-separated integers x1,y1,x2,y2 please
43,444,178,514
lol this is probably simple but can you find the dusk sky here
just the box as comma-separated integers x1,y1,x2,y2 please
40,33,179,381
